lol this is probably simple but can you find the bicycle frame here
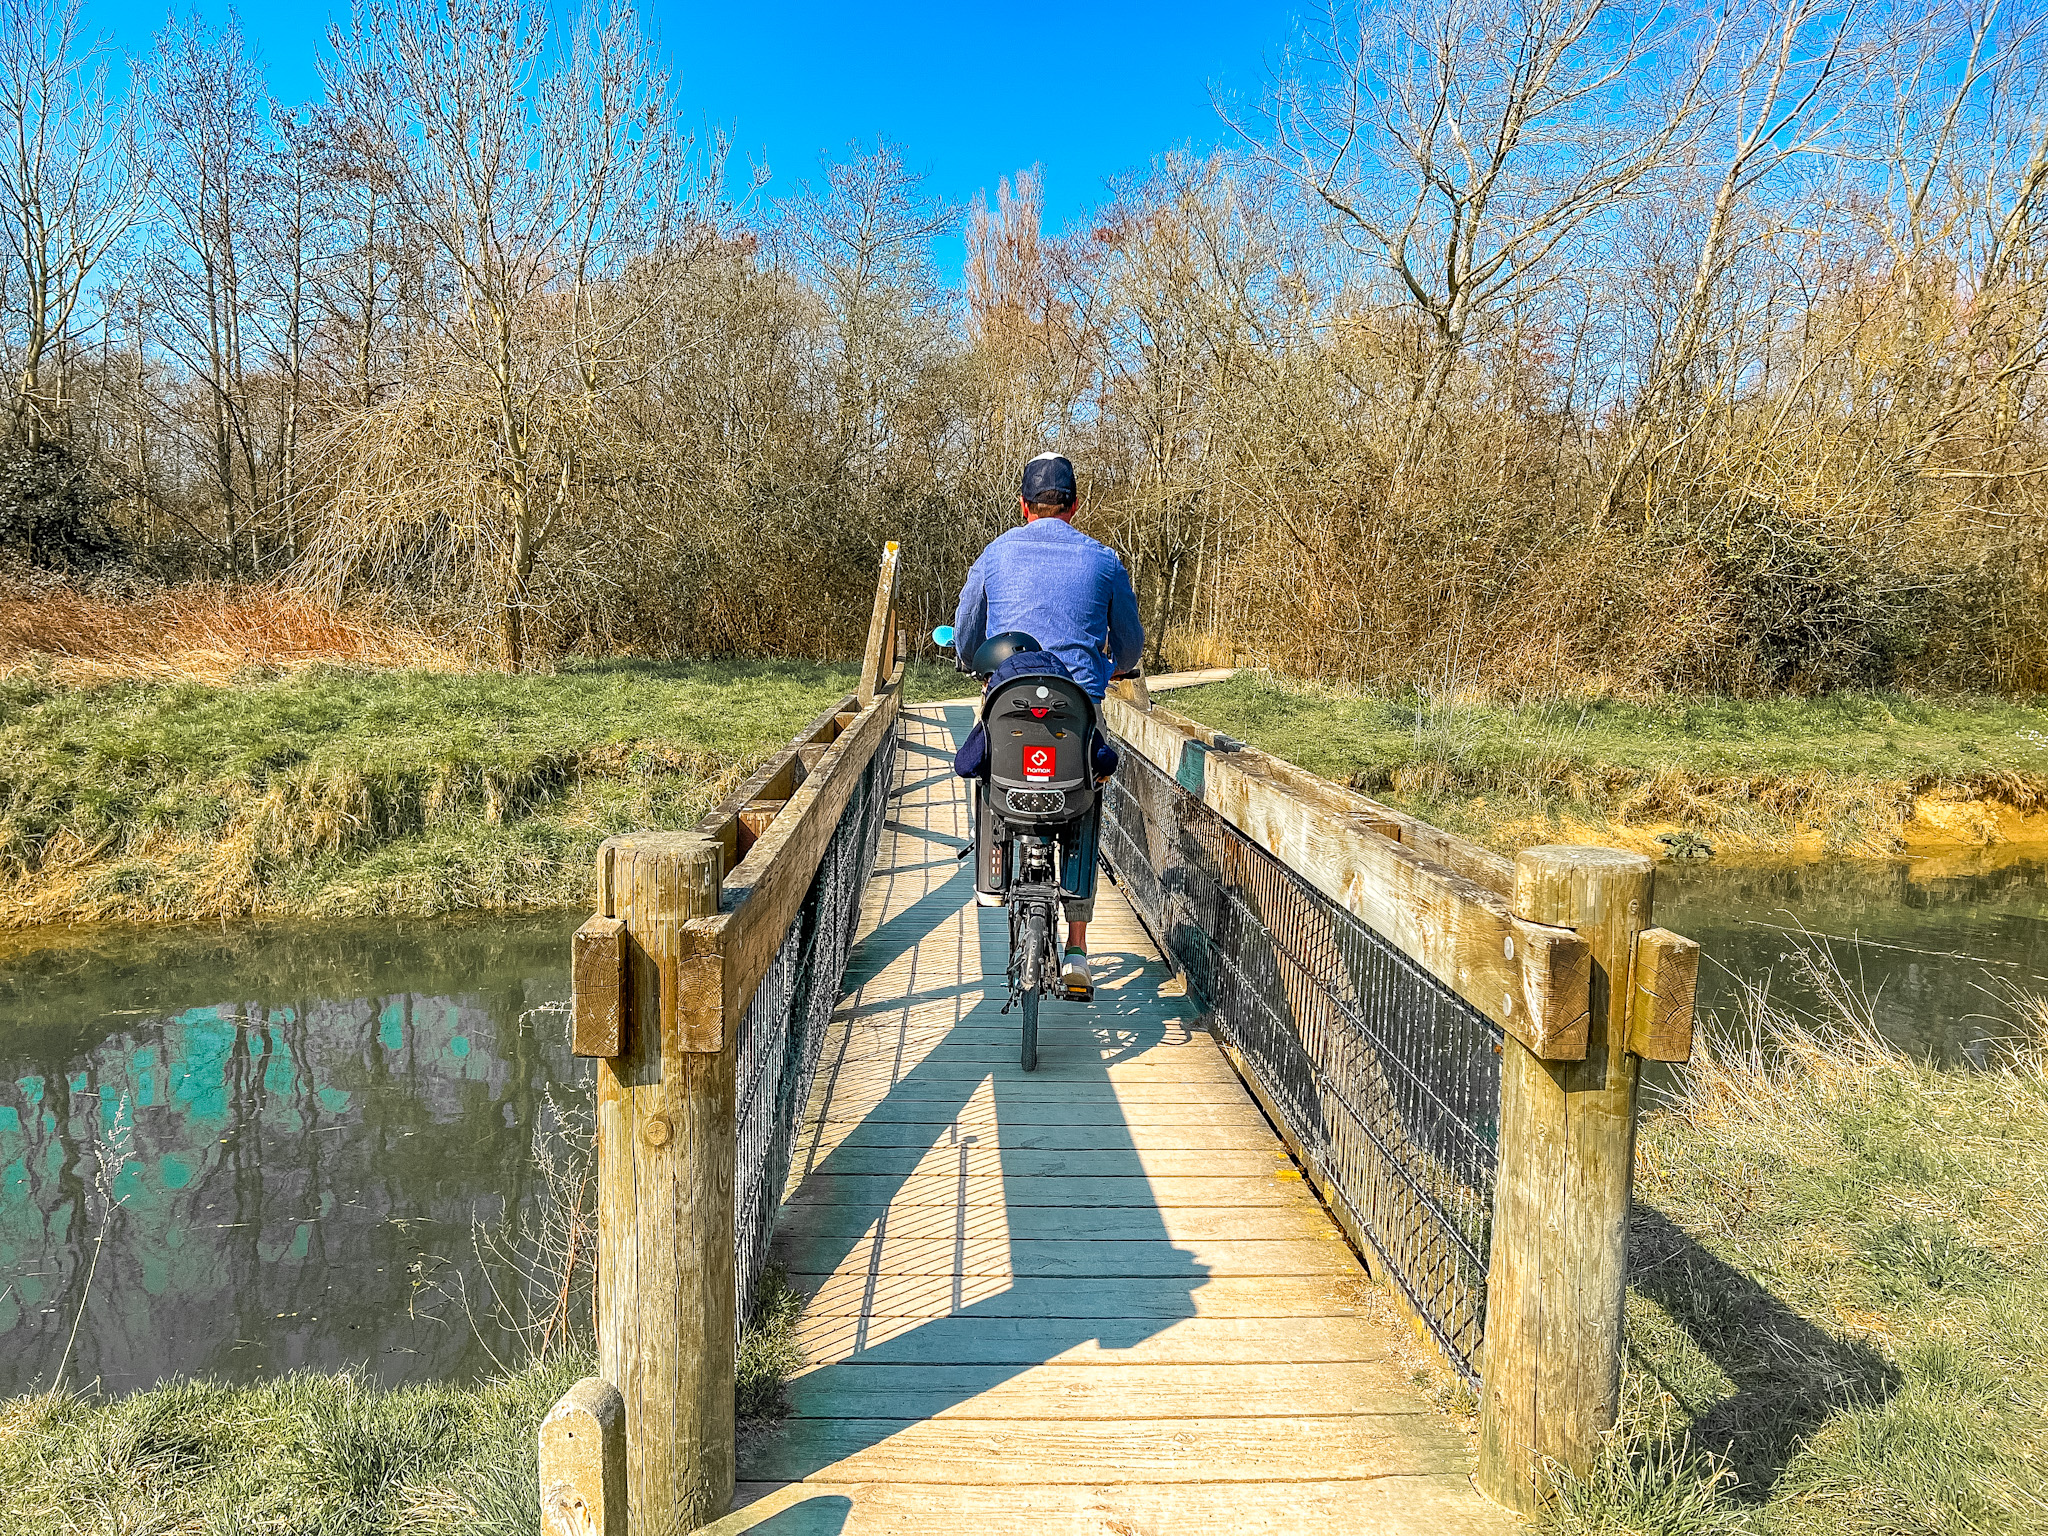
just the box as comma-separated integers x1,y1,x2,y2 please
1002,833,1064,1072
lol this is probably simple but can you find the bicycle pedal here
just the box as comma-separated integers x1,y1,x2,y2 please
1062,981,1094,1002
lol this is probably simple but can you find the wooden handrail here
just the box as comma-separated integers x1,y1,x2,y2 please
1107,687,1515,894
699,683,902,1038
857,541,901,707
1102,692,1594,1060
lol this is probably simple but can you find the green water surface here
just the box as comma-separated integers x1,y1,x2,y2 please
1658,846,2048,1065
0,912,586,1396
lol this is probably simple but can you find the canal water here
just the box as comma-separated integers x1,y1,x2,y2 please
0,912,588,1397
4,847,2047,1399
1656,846,2048,1067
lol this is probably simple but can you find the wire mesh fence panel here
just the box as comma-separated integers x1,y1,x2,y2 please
731,724,899,1331
1101,746,1503,1383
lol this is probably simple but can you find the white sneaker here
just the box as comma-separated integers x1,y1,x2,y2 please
1060,948,1093,999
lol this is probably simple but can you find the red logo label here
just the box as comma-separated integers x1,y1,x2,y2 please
1023,745,1055,781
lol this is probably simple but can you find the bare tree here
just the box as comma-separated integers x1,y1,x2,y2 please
0,0,139,450
777,141,954,483
313,0,715,670
0,0,2042,696
1865,0,2048,482
1602,0,1868,519
1073,154,1299,666
1259,0,1711,484
262,107,327,560
963,169,1095,490
147,14,280,575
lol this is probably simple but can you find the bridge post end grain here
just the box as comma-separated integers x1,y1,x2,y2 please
539,1376,626,1536
596,831,735,1534
1107,672,1154,711
1478,845,1654,1513
1628,927,1700,1062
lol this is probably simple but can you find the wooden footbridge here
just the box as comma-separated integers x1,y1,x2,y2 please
538,546,1700,1535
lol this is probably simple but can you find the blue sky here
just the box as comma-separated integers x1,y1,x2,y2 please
87,0,1312,253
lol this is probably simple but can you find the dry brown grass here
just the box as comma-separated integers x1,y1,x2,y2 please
0,574,463,683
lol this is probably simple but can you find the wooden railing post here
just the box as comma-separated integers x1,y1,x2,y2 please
1477,845,1654,1513
592,830,732,1535
1106,672,1152,711
857,541,901,707
539,1376,626,1535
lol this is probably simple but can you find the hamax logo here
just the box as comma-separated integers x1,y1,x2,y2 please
1024,745,1055,781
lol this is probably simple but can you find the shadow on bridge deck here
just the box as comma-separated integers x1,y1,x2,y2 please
704,704,1510,1536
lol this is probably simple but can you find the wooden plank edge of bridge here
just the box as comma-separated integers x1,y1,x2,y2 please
712,1478,1508,1535
1101,691,1696,1066
704,671,904,1036
1116,692,1516,892
1101,681,1702,1516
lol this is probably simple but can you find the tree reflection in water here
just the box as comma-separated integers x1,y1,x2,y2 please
0,912,588,1395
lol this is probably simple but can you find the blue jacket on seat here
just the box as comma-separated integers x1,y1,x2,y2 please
954,651,1120,781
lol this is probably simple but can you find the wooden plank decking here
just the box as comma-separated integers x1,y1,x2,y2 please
707,703,1515,1536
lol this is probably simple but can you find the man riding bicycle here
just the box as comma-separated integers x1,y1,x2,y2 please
951,452,1144,998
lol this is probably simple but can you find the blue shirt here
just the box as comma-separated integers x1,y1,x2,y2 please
952,518,1145,698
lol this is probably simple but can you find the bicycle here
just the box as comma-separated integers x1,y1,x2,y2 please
934,625,1102,1072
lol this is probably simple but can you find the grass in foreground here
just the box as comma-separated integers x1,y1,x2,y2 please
0,1270,812,1534
1545,982,2048,1534
0,658,962,926
0,1354,587,1536
1164,672,2048,855
736,1269,808,1424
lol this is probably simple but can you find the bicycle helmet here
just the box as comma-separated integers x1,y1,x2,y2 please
971,630,1042,675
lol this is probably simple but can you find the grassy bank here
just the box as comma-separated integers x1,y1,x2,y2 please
1547,988,2048,1534
0,659,959,927
0,1274,808,1535
0,1355,583,1535
1165,672,2048,857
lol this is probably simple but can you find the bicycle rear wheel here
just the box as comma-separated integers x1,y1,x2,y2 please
1017,905,1047,1072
